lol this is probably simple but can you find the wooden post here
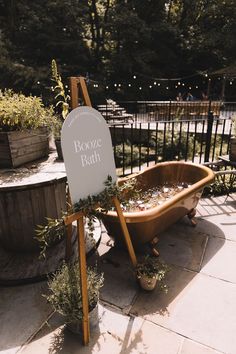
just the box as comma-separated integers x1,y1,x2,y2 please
69,76,92,109
79,77,92,107
70,77,79,109
112,197,137,267
77,216,90,345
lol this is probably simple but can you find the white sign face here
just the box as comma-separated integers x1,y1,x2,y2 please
61,106,117,204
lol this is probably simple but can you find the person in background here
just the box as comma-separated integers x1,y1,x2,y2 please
201,92,208,101
176,92,183,101
186,92,194,101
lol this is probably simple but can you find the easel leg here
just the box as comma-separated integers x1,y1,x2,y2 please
112,197,137,267
77,216,90,345
65,223,73,262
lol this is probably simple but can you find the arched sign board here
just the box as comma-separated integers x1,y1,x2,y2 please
61,106,117,204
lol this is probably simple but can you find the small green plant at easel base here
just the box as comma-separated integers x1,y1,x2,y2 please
45,261,104,333
136,255,169,291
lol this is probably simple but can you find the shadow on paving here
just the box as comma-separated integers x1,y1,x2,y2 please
0,216,226,353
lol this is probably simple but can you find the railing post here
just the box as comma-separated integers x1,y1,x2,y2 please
204,110,214,162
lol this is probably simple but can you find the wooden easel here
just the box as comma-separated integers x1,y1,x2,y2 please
63,77,137,345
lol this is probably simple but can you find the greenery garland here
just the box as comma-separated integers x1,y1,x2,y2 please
35,175,125,258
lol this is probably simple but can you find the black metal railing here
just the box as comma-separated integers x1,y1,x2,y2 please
94,100,235,176
108,113,233,177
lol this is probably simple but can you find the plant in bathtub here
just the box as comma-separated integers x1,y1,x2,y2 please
136,255,169,291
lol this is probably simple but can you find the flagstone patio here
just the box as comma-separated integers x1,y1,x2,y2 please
0,193,235,354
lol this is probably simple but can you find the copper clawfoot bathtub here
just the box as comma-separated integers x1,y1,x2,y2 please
101,161,215,249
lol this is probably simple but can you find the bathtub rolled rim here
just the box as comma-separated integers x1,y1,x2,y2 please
103,161,215,223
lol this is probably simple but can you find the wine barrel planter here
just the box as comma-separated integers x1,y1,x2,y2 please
0,168,67,253
0,127,49,168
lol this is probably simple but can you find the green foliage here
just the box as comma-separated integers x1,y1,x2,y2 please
0,89,58,132
136,255,169,291
0,1,235,100
46,261,104,322
51,59,70,120
35,176,120,256
114,143,146,168
35,217,66,259
203,173,236,196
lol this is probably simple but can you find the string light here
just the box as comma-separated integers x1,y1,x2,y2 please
114,84,117,87
196,85,198,89
154,81,157,85
149,85,152,88
139,87,142,90
133,75,136,79
182,83,185,86
166,86,169,90
128,84,131,87
189,86,192,90
118,84,121,87
178,82,181,85
106,86,109,89
205,73,208,77
230,81,233,85
157,83,161,86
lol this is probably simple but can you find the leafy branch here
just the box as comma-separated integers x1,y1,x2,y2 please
51,59,70,120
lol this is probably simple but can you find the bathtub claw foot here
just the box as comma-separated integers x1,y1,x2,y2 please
151,247,160,257
188,209,197,227
149,237,159,257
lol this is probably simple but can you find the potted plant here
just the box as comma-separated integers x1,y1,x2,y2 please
0,89,58,168
46,261,104,334
229,115,236,161
136,255,169,291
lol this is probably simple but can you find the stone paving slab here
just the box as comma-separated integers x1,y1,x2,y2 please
196,214,236,242
157,220,208,272
197,194,236,218
98,247,138,310
180,339,223,354
20,303,183,354
131,267,236,354
201,236,236,283
0,282,52,354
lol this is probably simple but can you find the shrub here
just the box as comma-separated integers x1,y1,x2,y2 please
0,89,57,132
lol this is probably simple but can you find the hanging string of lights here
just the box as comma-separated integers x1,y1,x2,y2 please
85,70,234,91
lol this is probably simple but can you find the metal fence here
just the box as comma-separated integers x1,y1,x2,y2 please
95,100,236,123
108,111,234,177
94,100,235,176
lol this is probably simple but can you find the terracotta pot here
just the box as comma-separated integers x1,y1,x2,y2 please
66,304,99,335
138,274,157,291
229,137,236,161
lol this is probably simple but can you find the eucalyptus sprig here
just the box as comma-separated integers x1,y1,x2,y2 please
35,176,119,257
35,217,65,259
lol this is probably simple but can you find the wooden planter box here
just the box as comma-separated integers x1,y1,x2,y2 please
0,128,49,168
